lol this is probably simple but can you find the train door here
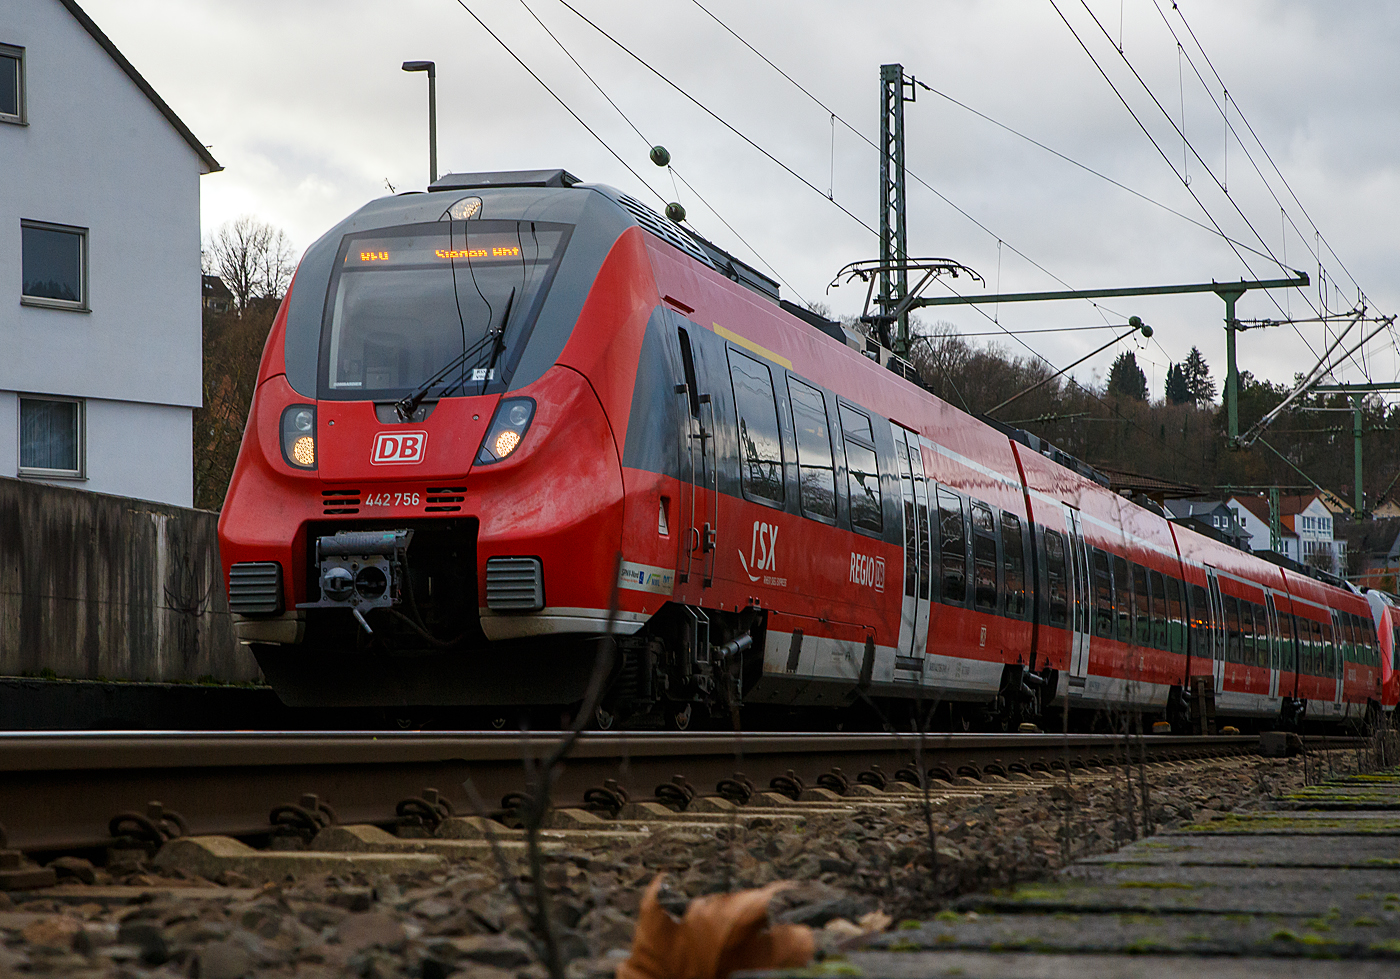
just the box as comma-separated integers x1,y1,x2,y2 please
1204,567,1226,691
1062,506,1092,692
674,328,717,589
890,425,932,677
1266,594,1281,699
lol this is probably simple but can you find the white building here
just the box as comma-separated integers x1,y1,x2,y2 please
1230,493,1346,573
0,0,219,506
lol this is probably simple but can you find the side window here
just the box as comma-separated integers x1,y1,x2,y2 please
1243,602,1259,667
728,350,784,505
1322,617,1336,675
897,441,918,599
1045,530,1067,629
937,486,967,605
1,44,24,125
787,378,835,522
1133,564,1151,647
1224,594,1241,663
1309,618,1323,675
839,404,882,534
1091,549,1113,638
19,397,85,478
1278,610,1295,673
1166,577,1185,655
1113,555,1131,642
1001,512,1026,619
677,328,700,417
971,501,997,611
1189,584,1209,658
1150,570,1168,650
1393,624,1399,672
22,222,88,310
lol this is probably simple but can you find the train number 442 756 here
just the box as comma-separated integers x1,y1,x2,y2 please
365,492,420,507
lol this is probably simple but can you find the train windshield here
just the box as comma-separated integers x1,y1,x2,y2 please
319,220,570,400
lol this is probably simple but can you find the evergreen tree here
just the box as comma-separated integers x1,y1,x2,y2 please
1183,346,1216,406
1164,362,1191,404
1107,350,1148,401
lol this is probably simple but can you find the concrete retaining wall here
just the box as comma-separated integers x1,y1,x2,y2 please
0,476,257,681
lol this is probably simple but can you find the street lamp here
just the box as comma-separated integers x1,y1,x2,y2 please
401,60,437,186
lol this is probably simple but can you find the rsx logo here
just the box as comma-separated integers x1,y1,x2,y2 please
371,431,428,465
739,520,778,583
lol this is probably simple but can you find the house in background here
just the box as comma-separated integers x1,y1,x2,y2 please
1164,498,1252,551
1334,517,1400,590
201,274,233,315
1,0,219,507
1229,493,1346,574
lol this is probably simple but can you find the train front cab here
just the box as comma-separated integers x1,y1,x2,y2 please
218,178,667,708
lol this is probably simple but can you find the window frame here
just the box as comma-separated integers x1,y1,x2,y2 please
838,402,883,537
1044,529,1068,630
936,485,968,606
17,395,85,479
1000,511,1027,619
0,44,24,125
727,348,785,508
786,376,836,524
21,220,90,311
970,500,999,612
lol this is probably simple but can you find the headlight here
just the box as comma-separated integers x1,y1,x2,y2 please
475,397,535,465
280,405,317,470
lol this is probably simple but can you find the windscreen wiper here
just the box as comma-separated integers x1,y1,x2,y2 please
394,287,516,421
476,287,515,395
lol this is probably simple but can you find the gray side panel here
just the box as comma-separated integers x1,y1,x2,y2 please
620,309,687,480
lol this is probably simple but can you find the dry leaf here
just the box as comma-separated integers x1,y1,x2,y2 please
617,876,814,979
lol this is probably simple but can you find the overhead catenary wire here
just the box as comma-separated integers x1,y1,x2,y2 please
1143,0,1377,385
548,0,879,239
1046,0,1387,412
510,0,808,303
1062,0,1376,391
449,0,667,209
1162,0,1368,307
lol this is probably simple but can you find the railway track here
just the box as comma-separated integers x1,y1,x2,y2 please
0,729,1319,854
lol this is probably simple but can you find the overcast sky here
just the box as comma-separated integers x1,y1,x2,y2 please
85,0,1400,398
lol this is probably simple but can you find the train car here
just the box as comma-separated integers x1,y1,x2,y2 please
1366,589,1400,715
218,168,1381,730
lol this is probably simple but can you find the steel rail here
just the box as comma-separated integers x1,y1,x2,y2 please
0,730,1317,853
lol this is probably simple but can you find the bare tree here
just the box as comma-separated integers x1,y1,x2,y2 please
203,216,295,312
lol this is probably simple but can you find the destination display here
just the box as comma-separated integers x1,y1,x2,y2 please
344,231,561,267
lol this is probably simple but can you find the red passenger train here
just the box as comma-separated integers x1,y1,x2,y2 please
218,169,1388,730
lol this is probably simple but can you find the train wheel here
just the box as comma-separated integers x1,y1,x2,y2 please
669,704,693,731
490,716,507,730
594,707,616,730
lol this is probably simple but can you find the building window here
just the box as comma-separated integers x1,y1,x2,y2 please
0,44,23,125
19,397,84,477
21,222,87,309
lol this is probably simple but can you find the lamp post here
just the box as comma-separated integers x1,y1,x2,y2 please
401,60,437,186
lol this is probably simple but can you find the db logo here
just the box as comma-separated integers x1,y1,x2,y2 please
371,430,428,465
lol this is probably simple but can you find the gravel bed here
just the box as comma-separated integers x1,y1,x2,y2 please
0,748,1369,978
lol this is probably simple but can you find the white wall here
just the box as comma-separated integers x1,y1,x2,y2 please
0,0,207,506
1,390,192,506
